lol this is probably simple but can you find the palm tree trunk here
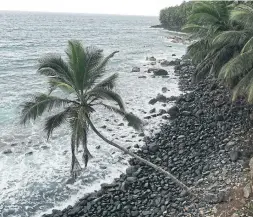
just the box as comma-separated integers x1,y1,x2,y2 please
86,116,194,196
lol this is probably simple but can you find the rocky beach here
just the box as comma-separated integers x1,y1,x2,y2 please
41,58,253,217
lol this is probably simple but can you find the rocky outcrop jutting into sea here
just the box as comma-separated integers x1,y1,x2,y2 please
43,59,253,217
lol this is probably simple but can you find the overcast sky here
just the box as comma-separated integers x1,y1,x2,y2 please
1,0,184,16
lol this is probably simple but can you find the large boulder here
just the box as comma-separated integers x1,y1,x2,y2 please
3,149,12,154
126,166,138,176
132,67,140,72
146,57,156,62
162,87,168,93
153,69,168,76
167,106,179,119
160,60,171,66
161,59,180,66
149,98,157,105
156,94,167,102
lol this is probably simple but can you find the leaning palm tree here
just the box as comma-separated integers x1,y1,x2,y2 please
20,40,191,193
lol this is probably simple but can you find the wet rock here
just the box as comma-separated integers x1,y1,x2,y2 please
25,151,33,156
204,191,227,204
66,177,75,185
181,111,191,116
162,87,168,93
243,183,252,198
11,143,18,147
216,115,224,121
149,98,157,105
132,67,140,72
153,69,168,76
156,94,167,102
3,149,12,154
167,106,179,119
195,110,204,116
131,211,139,217
161,59,180,66
147,56,156,61
147,68,156,73
172,54,176,56
167,96,178,102
160,60,171,66
134,144,139,148
126,177,137,183
148,143,159,152
126,166,138,176
149,108,156,113
139,132,145,137
230,150,239,162
101,183,118,189
159,109,167,115
100,165,107,170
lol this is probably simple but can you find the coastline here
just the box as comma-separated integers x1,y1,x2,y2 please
42,57,253,217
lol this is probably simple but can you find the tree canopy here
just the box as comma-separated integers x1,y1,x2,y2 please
159,1,193,31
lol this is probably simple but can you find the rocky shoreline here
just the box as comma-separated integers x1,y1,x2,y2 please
43,59,253,217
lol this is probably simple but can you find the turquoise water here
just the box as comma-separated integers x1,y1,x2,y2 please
0,12,186,217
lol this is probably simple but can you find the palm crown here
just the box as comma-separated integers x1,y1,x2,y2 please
21,40,143,177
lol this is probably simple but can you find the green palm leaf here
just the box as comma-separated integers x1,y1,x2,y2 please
44,107,70,139
102,104,143,131
87,88,125,110
20,94,71,124
219,49,253,81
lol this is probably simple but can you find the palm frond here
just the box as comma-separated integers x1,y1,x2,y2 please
102,104,143,131
241,36,253,53
87,88,125,110
66,40,87,92
219,49,253,82
85,51,119,88
187,38,210,63
20,94,71,124
38,55,75,89
44,107,70,139
213,30,251,48
232,68,253,102
231,4,253,29
93,73,118,90
48,78,75,94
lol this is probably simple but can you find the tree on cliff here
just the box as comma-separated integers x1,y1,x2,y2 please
159,1,192,31
20,40,191,192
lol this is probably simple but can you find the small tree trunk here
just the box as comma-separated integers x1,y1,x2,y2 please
86,116,194,195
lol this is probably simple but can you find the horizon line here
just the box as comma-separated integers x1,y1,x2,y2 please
0,9,159,17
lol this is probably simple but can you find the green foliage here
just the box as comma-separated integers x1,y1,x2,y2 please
184,1,253,103
159,1,193,31
20,40,142,178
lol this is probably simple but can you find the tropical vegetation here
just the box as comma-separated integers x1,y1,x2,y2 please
159,1,193,31
20,40,191,192
183,1,253,103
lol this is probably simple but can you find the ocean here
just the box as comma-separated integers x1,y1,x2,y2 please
0,11,186,217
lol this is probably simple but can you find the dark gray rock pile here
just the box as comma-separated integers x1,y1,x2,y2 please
43,59,253,217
